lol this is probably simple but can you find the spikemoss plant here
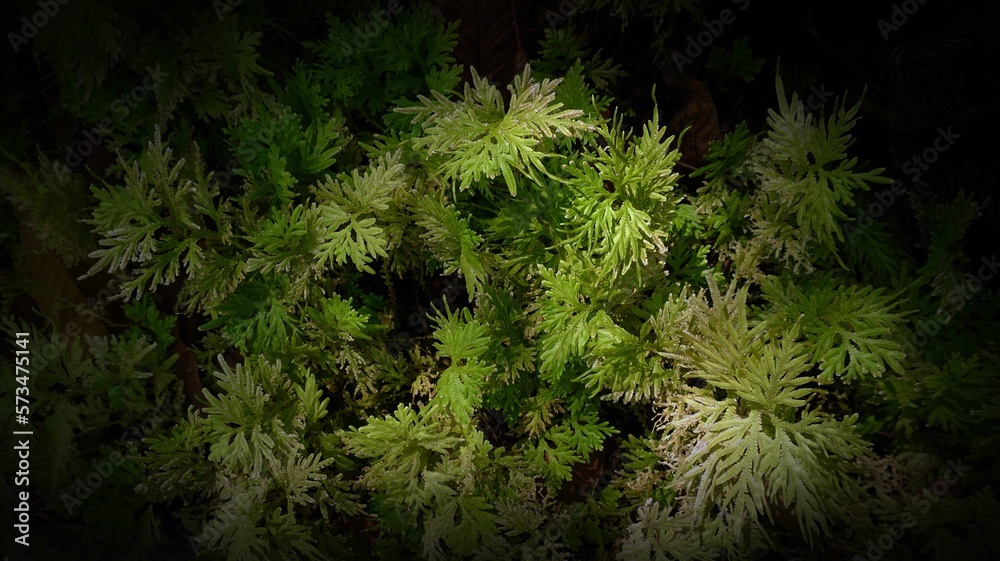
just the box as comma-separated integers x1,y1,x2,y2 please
1,3,998,561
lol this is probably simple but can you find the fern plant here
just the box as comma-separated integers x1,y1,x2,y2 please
696,73,892,280
648,276,872,558
398,64,592,197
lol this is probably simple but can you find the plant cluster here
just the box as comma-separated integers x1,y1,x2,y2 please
1,2,997,560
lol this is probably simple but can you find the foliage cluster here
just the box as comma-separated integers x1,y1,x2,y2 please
1,2,997,560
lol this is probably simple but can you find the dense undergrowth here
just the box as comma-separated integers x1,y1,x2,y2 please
1,1,998,560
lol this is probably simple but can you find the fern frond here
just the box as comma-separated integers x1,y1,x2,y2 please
310,149,408,274
413,191,492,298
705,74,893,277
427,305,495,426
658,275,872,554
762,274,909,382
84,128,221,301
398,64,589,196
563,107,682,283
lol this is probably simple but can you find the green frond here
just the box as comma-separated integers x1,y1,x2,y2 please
524,406,618,488
412,191,492,298
657,275,872,554
427,305,495,426
563,108,683,283
762,274,909,382
535,264,607,381
84,128,224,301
398,64,589,196
697,74,893,278
311,149,408,274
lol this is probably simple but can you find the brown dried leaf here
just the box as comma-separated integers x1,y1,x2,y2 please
666,76,724,167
